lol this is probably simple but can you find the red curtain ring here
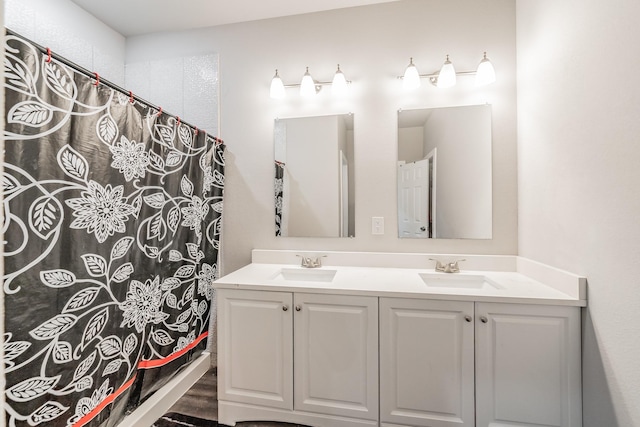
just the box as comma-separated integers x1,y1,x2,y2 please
46,47,52,63
176,116,181,126
194,127,199,136
129,91,134,103
157,107,163,116
94,72,100,86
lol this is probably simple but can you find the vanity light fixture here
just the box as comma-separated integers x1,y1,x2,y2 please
300,67,317,97
399,52,496,89
270,69,286,99
475,52,496,86
269,65,352,99
403,57,421,90
332,64,348,96
437,55,456,88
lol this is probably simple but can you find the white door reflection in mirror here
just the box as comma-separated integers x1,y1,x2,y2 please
398,149,436,238
274,114,355,238
397,105,492,239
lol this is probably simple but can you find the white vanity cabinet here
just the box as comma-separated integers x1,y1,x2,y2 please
380,299,582,427
217,289,293,409
217,288,379,427
475,302,582,427
380,298,475,427
293,292,379,420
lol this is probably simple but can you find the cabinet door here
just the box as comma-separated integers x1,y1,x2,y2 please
380,298,475,427
475,303,582,427
217,289,293,409
293,293,378,421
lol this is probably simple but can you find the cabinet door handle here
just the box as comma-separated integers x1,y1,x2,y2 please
480,316,488,323
295,305,302,312
282,305,289,312
464,315,473,323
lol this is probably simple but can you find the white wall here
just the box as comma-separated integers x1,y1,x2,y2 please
398,127,425,161
424,106,492,239
126,0,518,274
285,115,340,236
517,1,640,425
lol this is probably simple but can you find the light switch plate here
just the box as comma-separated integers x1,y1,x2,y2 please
372,217,384,235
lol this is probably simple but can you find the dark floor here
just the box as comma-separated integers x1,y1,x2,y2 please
163,368,308,427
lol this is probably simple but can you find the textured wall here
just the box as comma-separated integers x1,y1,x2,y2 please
125,55,219,135
517,1,640,425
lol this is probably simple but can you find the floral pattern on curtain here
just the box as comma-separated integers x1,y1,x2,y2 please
2,32,225,427
274,161,284,236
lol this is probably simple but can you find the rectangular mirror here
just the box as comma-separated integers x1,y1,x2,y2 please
397,105,492,239
275,114,355,237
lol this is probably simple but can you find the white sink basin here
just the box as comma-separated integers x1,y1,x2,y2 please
272,268,337,283
419,273,503,290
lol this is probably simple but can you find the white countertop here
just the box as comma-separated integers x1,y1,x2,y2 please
213,251,587,307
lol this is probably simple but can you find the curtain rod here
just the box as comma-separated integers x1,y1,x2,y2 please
5,28,224,146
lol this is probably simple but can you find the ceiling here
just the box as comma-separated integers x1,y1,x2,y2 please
70,0,400,37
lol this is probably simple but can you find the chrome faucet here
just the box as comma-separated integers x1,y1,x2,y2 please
429,258,466,273
297,254,326,268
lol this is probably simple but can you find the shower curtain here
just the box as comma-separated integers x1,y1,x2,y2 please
3,32,225,427
275,161,284,236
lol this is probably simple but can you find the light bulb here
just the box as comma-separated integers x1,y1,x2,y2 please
300,67,316,97
332,64,348,96
437,55,456,88
270,69,285,99
403,57,421,90
475,52,496,86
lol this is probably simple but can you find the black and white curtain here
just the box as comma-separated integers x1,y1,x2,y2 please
274,161,284,236
3,32,225,427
